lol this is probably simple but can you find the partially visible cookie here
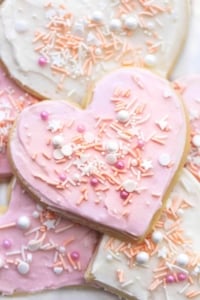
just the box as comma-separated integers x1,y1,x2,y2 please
0,179,98,295
0,66,37,180
0,0,189,105
173,75,200,182
86,169,200,300
9,68,189,241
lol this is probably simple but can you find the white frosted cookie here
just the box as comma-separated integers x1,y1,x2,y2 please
86,169,200,300
0,0,189,105
0,180,98,295
173,75,200,183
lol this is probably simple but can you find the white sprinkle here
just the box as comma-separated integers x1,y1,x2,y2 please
61,144,73,157
136,251,149,264
0,256,4,269
158,153,170,167
83,132,95,143
53,266,64,275
122,179,137,192
176,253,189,267
15,20,28,33
144,54,157,67
192,135,200,147
116,110,129,123
17,216,31,230
105,140,119,152
110,18,122,31
124,16,138,30
91,11,104,23
105,153,118,165
17,261,30,275
55,224,74,233
53,149,64,160
152,231,163,243
52,135,64,148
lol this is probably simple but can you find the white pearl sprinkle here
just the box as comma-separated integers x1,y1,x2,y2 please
110,18,122,31
15,20,28,33
53,266,64,275
158,153,171,167
53,149,64,160
61,144,73,157
117,110,129,123
0,256,4,269
106,153,118,165
144,54,157,67
105,140,119,152
91,11,104,23
136,251,149,264
106,254,113,261
176,253,189,267
17,216,31,230
52,135,64,148
124,16,138,30
84,132,95,144
151,231,163,244
27,253,33,263
192,135,200,147
122,179,137,193
58,246,66,253
95,48,102,56
17,261,30,275
32,211,40,218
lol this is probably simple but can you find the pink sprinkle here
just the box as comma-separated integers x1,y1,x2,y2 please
177,272,187,282
120,190,129,200
137,139,145,149
40,111,49,121
59,173,67,181
38,56,47,67
70,251,80,261
115,160,125,170
77,124,86,133
2,239,12,249
166,274,175,284
90,177,99,187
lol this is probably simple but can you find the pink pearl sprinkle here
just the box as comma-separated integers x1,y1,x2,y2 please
2,239,12,249
177,272,187,282
38,56,47,67
90,177,99,187
115,160,125,170
137,139,145,149
70,251,80,261
77,124,85,133
166,274,175,284
120,190,129,200
59,173,67,181
40,111,49,121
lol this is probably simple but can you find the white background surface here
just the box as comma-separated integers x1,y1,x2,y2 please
0,0,200,299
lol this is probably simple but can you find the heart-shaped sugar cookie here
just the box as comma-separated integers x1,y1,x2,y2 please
0,180,98,295
9,68,189,240
0,0,189,105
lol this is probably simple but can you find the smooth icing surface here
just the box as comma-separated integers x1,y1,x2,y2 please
0,66,37,179
87,169,200,300
0,180,98,295
9,68,188,239
173,75,200,183
0,0,189,104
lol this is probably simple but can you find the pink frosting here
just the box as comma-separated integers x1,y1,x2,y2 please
0,67,37,179
174,75,200,182
0,181,98,295
10,68,187,239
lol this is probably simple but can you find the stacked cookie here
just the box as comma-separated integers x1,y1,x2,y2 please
1,0,200,299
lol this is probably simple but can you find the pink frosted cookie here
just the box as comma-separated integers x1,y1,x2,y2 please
86,169,200,300
0,0,189,104
9,68,189,240
0,66,37,180
173,75,200,182
0,179,98,295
